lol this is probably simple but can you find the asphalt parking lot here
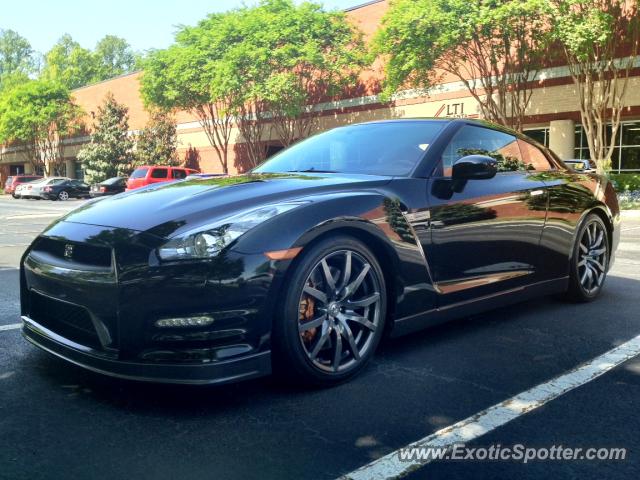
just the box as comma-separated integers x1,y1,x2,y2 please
1,195,640,480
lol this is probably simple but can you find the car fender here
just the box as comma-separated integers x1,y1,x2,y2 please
232,191,438,326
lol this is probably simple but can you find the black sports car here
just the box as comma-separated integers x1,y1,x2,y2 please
90,177,128,197
20,119,620,385
40,179,90,201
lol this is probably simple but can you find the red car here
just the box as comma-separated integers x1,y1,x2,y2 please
4,175,43,197
126,166,199,191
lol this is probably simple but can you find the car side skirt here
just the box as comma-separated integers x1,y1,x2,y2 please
391,277,569,337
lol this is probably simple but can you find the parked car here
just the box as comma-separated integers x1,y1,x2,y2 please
4,175,43,197
90,177,127,197
40,179,90,200
15,178,67,199
20,119,620,386
126,166,199,191
564,159,594,173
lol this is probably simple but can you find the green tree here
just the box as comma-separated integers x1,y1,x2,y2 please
134,110,178,168
94,35,137,80
142,0,366,171
77,93,134,182
375,0,552,132
551,0,640,173
0,29,37,96
42,34,138,90
141,20,236,174
0,29,36,80
0,79,82,175
241,0,366,148
41,34,98,89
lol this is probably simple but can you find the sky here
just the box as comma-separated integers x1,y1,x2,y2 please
2,0,369,55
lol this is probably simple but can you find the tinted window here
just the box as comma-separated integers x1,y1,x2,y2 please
440,125,529,176
48,179,66,185
151,168,168,179
131,168,149,179
102,177,121,185
255,122,445,176
172,169,187,179
518,140,554,171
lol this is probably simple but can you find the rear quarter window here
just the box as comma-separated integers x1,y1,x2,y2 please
151,168,169,179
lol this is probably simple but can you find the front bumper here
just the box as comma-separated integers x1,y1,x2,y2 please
22,316,271,384
21,221,280,385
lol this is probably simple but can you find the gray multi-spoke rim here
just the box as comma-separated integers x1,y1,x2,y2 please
578,221,607,294
59,191,69,201
298,249,382,373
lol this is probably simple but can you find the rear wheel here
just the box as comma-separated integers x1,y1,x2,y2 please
273,235,386,386
565,214,609,302
57,190,69,201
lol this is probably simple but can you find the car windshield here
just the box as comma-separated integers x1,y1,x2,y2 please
131,168,148,179
254,122,445,177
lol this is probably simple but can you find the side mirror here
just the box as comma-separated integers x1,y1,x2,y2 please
452,155,497,180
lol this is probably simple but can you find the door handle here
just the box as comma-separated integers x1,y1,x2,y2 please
530,190,544,196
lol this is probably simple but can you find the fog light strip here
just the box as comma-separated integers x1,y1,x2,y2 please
155,316,215,328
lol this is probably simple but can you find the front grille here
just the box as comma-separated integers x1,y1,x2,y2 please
29,290,102,349
32,237,112,268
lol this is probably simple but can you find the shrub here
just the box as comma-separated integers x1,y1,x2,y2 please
609,173,640,193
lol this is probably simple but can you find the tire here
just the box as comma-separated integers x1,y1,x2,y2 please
564,213,609,302
11,193,18,199
272,235,387,386
58,190,69,201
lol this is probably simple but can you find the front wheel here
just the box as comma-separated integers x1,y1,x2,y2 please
273,235,387,386
565,214,609,302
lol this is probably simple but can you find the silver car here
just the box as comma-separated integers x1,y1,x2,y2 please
17,177,68,199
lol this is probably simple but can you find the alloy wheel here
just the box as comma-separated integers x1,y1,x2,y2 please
297,249,382,373
577,221,608,295
58,191,69,201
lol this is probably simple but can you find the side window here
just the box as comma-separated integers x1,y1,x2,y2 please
440,125,530,176
518,140,555,171
172,169,187,179
151,168,168,179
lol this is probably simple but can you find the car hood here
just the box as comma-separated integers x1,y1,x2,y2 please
59,172,392,238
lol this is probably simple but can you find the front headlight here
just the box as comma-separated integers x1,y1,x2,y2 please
157,202,305,261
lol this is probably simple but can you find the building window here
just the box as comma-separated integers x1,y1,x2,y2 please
573,122,640,172
524,128,549,147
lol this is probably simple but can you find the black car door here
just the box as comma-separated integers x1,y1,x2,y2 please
416,125,551,307
69,180,88,197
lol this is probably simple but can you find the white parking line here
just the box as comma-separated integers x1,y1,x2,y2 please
0,323,22,332
340,334,640,480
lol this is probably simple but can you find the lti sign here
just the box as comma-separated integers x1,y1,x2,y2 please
434,102,479,119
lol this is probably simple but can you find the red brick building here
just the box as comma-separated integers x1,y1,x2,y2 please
2,0,640,183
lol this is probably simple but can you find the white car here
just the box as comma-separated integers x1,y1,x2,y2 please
564,159,594,173
16,177,68,199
